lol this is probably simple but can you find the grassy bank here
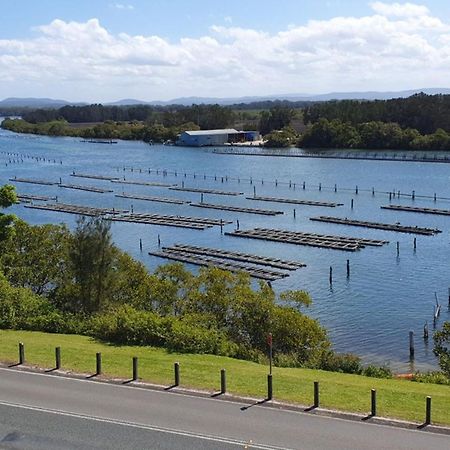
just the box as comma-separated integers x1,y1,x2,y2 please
1,329,449,425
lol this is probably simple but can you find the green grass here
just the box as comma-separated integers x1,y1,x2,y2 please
1,329,449,425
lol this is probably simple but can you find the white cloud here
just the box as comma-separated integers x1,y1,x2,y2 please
110,3,134,10
1,4,450,101
370,2,429,17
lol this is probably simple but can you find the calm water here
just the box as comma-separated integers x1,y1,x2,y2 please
1,125,449,371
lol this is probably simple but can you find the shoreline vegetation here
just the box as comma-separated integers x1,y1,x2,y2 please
2,93,450,150
1,185,450,387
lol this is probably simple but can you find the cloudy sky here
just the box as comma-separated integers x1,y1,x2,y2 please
1,1,449,102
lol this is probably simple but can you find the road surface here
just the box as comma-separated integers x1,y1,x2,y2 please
0,367,448,449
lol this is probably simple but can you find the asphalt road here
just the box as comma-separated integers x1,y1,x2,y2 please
0,367,448,450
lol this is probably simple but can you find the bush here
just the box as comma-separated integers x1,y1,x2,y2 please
412,371,450,385
363,364,392,379
320,352,362,374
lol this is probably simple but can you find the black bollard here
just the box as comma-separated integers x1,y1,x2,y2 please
425,396,432,425
220,369,227,394
314,381,320,408
371,389,377,416
174,362,180,386
55,347,61,370
267,374,273,400
96,352,102,375
18,342,25,365
132,357,138,381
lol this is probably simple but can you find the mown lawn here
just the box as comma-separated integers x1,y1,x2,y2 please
1,329,449,425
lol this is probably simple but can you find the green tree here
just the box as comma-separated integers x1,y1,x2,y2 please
0,184,17,242
59,217,116,314
434,322,450,377
0,221,70,295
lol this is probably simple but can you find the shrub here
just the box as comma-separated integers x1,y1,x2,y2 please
363,364,392,379
320,352,362,374
412,371,450,385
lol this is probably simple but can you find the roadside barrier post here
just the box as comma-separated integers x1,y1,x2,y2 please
174,362,180,386
220,369,226,394
18,342,25,365
425,396,432,425
314,381,320,408
96,352,102,375
132,357,138,381
267,374,273,400
55,347,61,370
371,389,377,416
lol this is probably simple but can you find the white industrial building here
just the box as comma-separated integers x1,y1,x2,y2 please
176,129,260,147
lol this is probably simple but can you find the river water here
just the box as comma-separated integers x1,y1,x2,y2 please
1,125,449,371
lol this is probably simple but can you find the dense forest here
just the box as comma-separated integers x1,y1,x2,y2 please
3,93,450,150
303,93,450,135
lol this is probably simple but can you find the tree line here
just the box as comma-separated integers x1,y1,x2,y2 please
299,118,450,150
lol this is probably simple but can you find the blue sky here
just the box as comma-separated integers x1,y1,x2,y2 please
1,1,450,101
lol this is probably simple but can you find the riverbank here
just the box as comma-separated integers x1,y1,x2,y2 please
1,329,450,425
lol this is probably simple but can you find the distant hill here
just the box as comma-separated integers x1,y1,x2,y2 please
3,88,450,109
108,88,450,106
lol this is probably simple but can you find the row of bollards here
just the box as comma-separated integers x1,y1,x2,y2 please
13,342,435,424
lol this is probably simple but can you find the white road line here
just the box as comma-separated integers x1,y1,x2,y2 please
0,400,293,450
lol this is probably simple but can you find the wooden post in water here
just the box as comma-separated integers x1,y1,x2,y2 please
413,238,417,251
302,181,305,190
236,219,240,230
329,267,333,285
409,331,415,359
334,184,337,192
372,187,375,196
389,192,392,201
293,209,296,218
434,193,437,202
158,234,161,247
412,190,415,200
253,186,256,198
346,259,350,278
319,183,321,191
351,199,354,209
355,185,358,194
448,287,450,307
396,241,400,256
423,322,429,340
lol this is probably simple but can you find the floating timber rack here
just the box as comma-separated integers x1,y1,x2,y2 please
109,213,232,230
169,186,244,196
310,216,441,236
9,177,57,186
226,228,388,251
246,196,343,207
18,194,56,202
168,244,305,270
190,202,284,216
59,184,114,193
111,180,176,188
25,203,127,216
70,173,120,181
115,193,187,205
381,204,450,216
150,248,288,281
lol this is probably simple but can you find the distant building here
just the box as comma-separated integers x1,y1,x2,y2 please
176,129,260,147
